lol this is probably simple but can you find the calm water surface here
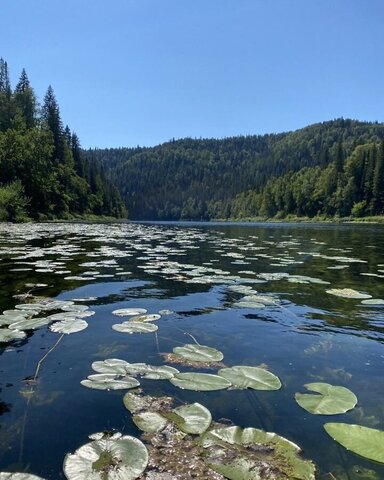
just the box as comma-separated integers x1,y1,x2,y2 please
1,221,384,479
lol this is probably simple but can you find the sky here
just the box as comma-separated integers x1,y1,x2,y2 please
1,0,383,148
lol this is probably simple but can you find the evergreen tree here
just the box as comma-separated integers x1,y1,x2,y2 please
42,85,66,162
14,68,36,129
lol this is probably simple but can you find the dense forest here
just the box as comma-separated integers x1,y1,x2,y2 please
0,59,126,221
85,119,384,220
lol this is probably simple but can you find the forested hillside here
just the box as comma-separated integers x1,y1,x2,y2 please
0,59,126,221
86,119,384,220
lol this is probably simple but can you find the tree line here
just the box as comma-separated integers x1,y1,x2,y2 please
85,119,384,220
0,58,126,221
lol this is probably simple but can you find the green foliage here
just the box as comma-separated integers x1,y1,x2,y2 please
0,180,29,222
0,58,127,221
85,119,384,220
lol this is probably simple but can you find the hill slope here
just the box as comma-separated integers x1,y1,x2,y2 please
86,119,384,220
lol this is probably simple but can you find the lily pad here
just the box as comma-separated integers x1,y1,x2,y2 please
63,431,148,479
129,314,161,322
201,426,315,480
173,344,224,363
112,308,147,316
123,392,174,414
92,359,130,375
9,317,50,331
0,328,26,342
168,402,212,434
133,411,168,433
170,372,231,391
324,423,384,463
218,366,282,391
112,322,158,334
326,288,372,299
361,298,384,305
295,383,357,415
81,374,140,391
0,475,46,480
50,319,88,334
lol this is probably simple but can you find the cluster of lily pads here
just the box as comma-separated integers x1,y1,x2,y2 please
0,295,93,343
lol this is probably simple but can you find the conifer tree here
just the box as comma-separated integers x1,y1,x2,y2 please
42,85,66,162
14,68,36,129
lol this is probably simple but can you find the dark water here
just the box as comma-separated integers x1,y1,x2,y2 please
1,221,384,479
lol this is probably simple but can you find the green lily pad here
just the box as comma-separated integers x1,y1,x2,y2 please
326,288,372,299
112,308,147,316
218,366,282,391
0,474,46,479
9,317,50,331
143,365,179,380
63,431,148,479
201,426,315,480
133,411,168,433
50,319,88,334
123,392,174,414
295,383,357,415
92,359,130,374
170,372,231,391
0,328,26,342
167,402,212,434
81,374,140,390
112,322,158,334
361,298,384,305
173,344,224,363
324,423,384,463
129,314,161,322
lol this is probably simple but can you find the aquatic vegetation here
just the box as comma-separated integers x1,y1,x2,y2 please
218,366,282,391
0,474,46,479
201,426,316,479
326,289,372,299
295,383,357,415
81,373,140,390
112,308,148,316
324,423,384,463
63,431,148,479
170,372,232,391
172,343,224,363
49,319,88,334
112,322,158,334
0,328,26,342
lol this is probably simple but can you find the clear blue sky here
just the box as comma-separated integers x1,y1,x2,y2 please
1,0,383,148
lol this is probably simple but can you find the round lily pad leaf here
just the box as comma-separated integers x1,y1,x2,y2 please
324,423,384,463
170,373,231,391
201,426,315,480
173,344,224,363
170,402,212,434
361,298,384,305
81,374,140,390
50,319,88,334
0,328,26,342
218,366,282,391
9,317,50,331
0,474,46,479
129,314,161,322
295,383,357,415
133,411,168,433
326,288,372,299
92,359,129,374
63,433,148,479
112,322,158,334
143,365,179,380
112,308,147,316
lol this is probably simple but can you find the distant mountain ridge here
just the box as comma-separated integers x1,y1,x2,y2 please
85,118,384,220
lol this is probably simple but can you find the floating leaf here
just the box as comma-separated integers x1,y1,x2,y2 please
0,475,46,479
324,423,384,463
81,374,139,390
129,314,161,322
92,359,130,374
173,344,224,363
201,426,315,480
50,319,88,334
9,317,50,331
170,372,231,391
112,322,158,334
218,366,282,391
123,392,174,414
295,383,357,415
63,432,148,479
326,288,372,299
168,402,212,434
112,308,147,316
361,298,384,305
133,411,168,433
0,328,26,342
